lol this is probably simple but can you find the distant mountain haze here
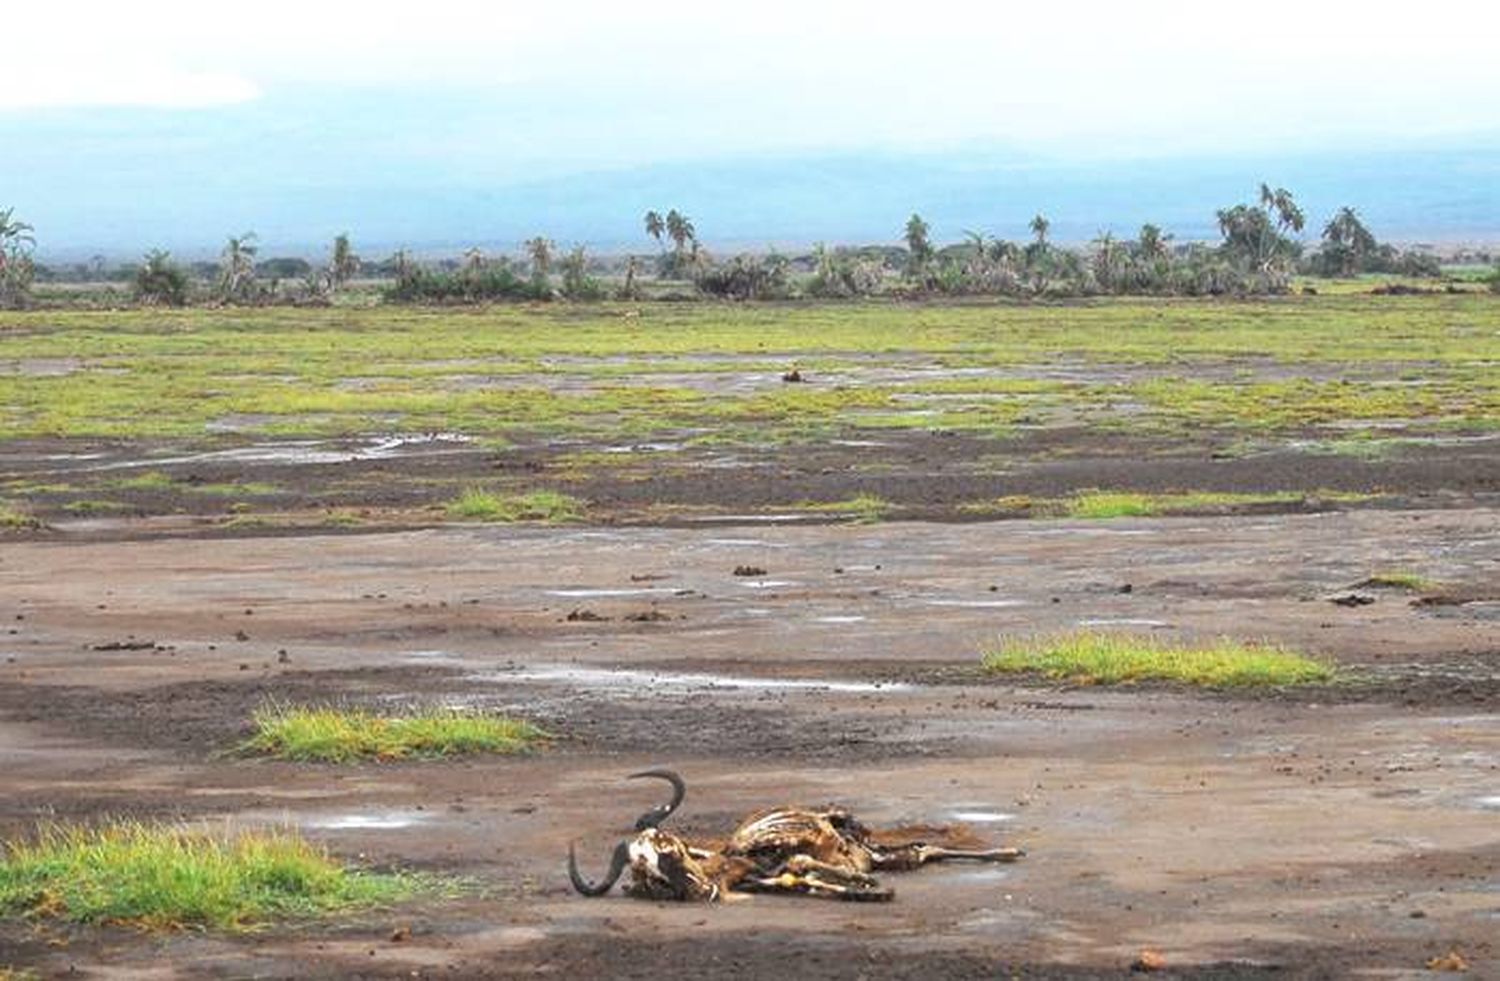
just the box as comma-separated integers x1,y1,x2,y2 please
8,101,1499,260
8,1,1500,259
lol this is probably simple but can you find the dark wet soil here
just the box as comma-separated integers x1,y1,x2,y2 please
3,425,1497,536
0,462,1497,977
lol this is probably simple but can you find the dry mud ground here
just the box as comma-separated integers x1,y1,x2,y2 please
1,508,1498,979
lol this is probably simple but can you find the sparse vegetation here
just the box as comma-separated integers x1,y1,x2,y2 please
245,704,548,762
1067,490,1306,519
133,250,189,306
798,493,891,524
215,233,264,305
1359,570,1435,591
0,300,1495,451
0,208,36,309
0,822,418,930
445,488,584,523
0,502,41,530
106,471,175,491
983,631,1334,687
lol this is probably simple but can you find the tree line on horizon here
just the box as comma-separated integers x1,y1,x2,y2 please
1,188,1496,310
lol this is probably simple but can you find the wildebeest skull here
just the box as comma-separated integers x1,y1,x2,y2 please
568,770,1024,902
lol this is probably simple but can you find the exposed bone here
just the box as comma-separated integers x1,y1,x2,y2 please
567,769,1025,902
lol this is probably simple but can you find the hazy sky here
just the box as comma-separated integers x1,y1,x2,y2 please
6,0,1500,252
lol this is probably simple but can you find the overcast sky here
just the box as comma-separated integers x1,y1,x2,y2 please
6,1,1500,252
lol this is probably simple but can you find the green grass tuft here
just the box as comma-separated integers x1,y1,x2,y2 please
106,470,175,491
798,493,891,524
1067,490,1307,519
983,631,1333,687
0,502,41,530
445,488,583,523
1067,491,1157,519
0,823,417,931
245,704,549,762
1360,570,1434,591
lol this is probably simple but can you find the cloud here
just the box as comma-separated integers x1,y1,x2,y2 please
0,66,260,110
4,0,1499,156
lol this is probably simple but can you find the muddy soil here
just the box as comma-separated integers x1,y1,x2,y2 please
3,425,1498,535
0,503,1498,978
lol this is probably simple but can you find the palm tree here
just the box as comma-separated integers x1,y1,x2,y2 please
525,237,554,280
903,213,933,281
330,233,360,289
1029,214,1051,246
217,232,260,303
644,210,665,249
1092,231,1124,292
1137,223,1170,260
664,210,695,254
134,250,189,306
391,249,414,283
0,207,37,308
1321,206,1377,276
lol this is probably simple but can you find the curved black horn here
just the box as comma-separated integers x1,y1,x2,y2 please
628,768,686,830
568,840,631,897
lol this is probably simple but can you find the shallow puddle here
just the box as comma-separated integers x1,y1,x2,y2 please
63,434,475,472
1076,618,1171,627
477,665,909,695
402,649,460,662
949,809,1017,823
547,587,675,598
305,810,429,831
685,514,821,523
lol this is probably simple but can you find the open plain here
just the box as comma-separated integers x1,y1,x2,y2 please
2,297,1498,978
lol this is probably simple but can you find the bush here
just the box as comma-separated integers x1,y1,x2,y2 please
384,263,549,303
695,253,790,300
559,246,606,300
133,250,190,306
0,207,36,310
805,246,884,298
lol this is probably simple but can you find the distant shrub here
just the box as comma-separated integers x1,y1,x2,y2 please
133,250,189,306
559,246,607,301
384,263,549,303
805,245,884,298
0,207,36,310
695,253,790,300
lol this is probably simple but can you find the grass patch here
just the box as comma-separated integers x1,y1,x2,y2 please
192,481,282,496
1359,570,1434,591
3,298,1497,443
105,470,174,491
959,494,1048,516
797,493,891,523
1066,491,1158,519
2,480,74,495
0,823,418,930
445,488,583,523
0,502,41,530
1067,490,1306,519
244,704,549,762
62,499,129,514
982,631,1334,687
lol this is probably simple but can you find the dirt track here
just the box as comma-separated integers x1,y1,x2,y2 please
1,505,1497,978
